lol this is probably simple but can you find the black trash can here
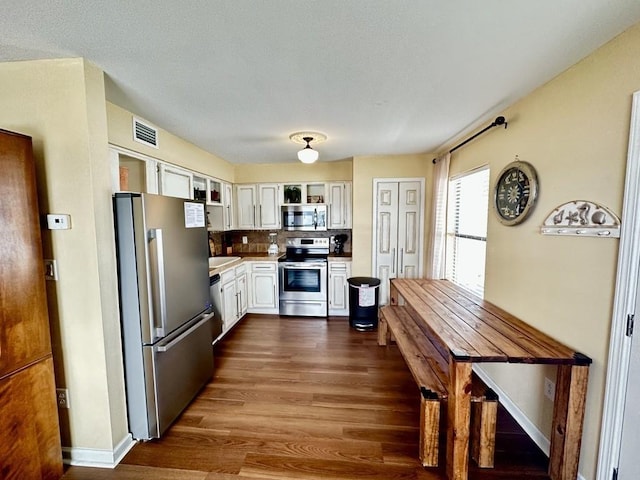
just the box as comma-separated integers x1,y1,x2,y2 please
347,277,381,330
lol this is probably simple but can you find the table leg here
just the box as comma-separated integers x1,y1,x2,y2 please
548,364,589,480
447,359,472,480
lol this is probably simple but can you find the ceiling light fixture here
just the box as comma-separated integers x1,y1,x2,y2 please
298,137,318,164
289,131,327,164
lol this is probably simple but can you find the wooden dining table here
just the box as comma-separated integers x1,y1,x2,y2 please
389,278,592,480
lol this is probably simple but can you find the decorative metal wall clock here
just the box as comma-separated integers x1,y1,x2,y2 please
493,156,539,226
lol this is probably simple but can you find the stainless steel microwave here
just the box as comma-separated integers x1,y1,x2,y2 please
281,205,327,231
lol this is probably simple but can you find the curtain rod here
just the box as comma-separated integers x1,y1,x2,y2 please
432,116,507,164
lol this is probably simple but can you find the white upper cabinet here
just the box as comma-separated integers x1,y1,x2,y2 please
205,179,234,232
158,163,193,199
223,182,234,230
235,184,257,229
327,182,352,229
281,182,327,205
257,184,280,229
235,183,281,229
109,146,159,194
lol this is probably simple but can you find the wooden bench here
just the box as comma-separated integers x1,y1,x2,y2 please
378,305,498,468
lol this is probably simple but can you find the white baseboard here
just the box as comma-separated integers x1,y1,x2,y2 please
62,433,136,468
472,366,586,480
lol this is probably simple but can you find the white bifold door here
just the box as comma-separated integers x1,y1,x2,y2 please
374,180,424,305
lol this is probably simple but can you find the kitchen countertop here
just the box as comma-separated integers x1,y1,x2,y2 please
328,253,352,260
209,253,350,276
208,253,283,276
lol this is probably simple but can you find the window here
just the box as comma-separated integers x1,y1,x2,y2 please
445,167,489,296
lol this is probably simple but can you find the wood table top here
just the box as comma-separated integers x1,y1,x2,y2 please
391,279,592,365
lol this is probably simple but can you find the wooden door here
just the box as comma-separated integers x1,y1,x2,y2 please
0,358,62,479
0,129,62,478
0,130,52,375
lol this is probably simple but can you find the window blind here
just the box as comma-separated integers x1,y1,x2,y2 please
445,167,489,296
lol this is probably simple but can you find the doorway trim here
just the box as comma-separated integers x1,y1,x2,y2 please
597,90,640,480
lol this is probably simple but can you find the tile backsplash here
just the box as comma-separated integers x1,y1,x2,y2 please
208,230,351,255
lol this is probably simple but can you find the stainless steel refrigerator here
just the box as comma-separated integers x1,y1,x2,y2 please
114,192,214,440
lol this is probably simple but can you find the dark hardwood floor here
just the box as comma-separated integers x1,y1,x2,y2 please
62,315,549,480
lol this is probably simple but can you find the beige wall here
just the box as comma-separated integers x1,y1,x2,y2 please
0,59,128,455
234,159,353,183
445,23,640,479
107,102,235,182
351,154,432,276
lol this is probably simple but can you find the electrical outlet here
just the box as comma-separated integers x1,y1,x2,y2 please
544,377,556,401
242,236,248,244
56,388,70,409
44,259,58,281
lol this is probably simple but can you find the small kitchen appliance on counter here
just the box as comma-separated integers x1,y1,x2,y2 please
268,232,279,255
279,237,329,317
333,234,348,254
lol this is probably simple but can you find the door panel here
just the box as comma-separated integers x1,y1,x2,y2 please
398,181,421,279
0,357,62,479
375,182,399,296
0,131,52,376
618,288,640,478
252,273,276,309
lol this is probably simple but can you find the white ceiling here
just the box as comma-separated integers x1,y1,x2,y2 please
2,1,640,164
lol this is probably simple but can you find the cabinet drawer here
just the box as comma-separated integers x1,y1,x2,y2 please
251,262,277,272
220,268,235,284
235,263,247,275
329,261,351,271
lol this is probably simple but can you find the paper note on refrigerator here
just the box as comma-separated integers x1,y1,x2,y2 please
184,202,205,228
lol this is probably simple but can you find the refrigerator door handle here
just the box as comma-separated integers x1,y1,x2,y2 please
156,312,214,353
149,228,168,338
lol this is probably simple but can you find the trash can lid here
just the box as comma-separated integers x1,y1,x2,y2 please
347,276,381,287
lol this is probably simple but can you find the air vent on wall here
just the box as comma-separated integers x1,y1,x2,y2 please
132,117,158,148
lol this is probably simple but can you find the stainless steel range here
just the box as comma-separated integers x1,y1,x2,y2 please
279,237,329,317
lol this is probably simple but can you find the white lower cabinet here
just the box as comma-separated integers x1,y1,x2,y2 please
328,260,351,316
219,264,247,333
236,264,248,318
247,261,279,314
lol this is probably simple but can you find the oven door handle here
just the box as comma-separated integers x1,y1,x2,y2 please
282,263,326,269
